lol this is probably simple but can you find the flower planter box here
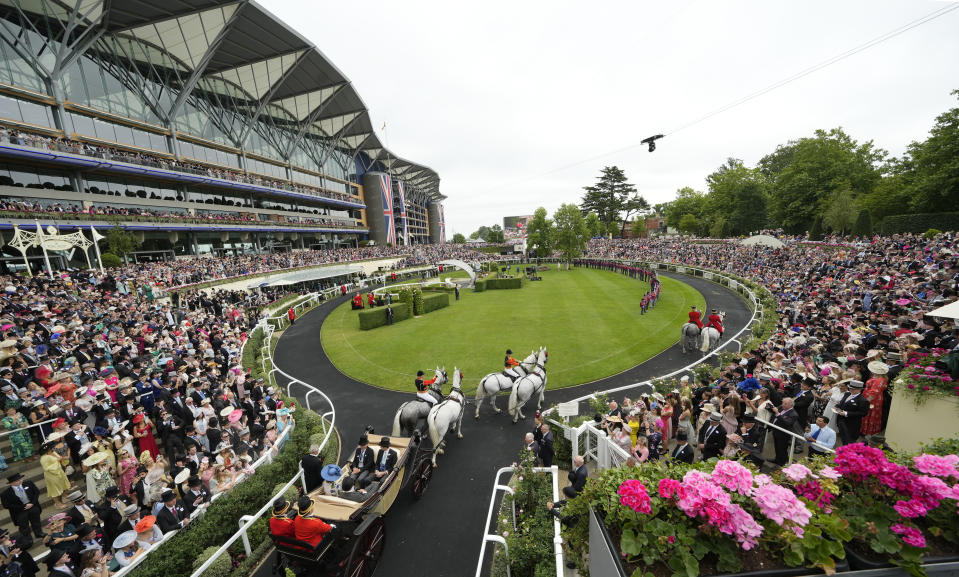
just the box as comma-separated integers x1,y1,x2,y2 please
588,508,849,577
843,542,959,572
884,384,959,453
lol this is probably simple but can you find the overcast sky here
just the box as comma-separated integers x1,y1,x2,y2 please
265,0,959,238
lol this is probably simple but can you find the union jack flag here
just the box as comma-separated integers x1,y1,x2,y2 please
379,173,396,245
396,181,408,246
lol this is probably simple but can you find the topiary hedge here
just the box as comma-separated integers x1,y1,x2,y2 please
879,212,959,234
100,252,122,268
357,302,410,330
474,279,487,292
486,277,522,289
420,292,449,314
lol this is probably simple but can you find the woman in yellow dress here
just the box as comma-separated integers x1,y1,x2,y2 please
40,441,71,508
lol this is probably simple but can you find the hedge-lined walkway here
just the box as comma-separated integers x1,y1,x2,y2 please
268,271,752,577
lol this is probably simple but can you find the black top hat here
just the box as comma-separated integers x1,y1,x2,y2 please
379,437,391,448
188,475,202,487
676,431,688,441
742,414,756,423
6,472,23,483
105,486,121,499
76,523,95,537
358,435,369,446
161,489,176,502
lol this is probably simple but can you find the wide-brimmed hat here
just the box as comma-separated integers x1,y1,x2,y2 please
134,515,156,533
606,415,623,423
113,530,137,549
122,504,139,516
66,490,85,502
174,469,191,485
321,464,342,482
867,361,889,375
219,406,234,418
708,411,723,422
46,512,69,526
228,409,243,423
82,453,107,467
849,380,865,390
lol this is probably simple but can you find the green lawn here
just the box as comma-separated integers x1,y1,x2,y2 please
320,267,705,392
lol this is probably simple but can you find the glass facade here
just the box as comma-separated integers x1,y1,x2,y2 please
0,161,72,189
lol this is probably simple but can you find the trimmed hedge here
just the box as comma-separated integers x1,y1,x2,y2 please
880,212,959,234
486,277,522,290
421,292,449,314
474,279,486,291
358,302,411,330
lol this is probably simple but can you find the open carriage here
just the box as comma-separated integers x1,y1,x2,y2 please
270,433,434,577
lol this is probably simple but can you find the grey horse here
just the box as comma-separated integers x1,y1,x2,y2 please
681,323,701,354
391,367,448,437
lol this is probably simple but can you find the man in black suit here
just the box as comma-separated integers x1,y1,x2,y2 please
698,412,727,461
792,379,815,427
182,476,211,517
302,444,325,493
373,437,397,482
95,487,127,544
836,380,870,445
524,432,541,462
771,397,799,466
670,431,695,464
65,490,100,529
156,489,191,534
539,424,555,467
562,456,588,499
115,504,141,538
737,415,765,467
1,473,44,539
350,435,376,485
0,527,40,577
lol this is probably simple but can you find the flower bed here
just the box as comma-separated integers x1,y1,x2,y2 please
895,348,959,404
492,450,556,577
561,442,959,577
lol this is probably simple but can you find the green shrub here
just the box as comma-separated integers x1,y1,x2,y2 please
308,430,340,465
412,288,425,315
271,482,299,504
474,279,487,292
100,252,122,268
357,302,410,330
880,212,959,234
421,292,449,314
921,436,959,456
486,277,522,289
924,228,943,239
192,545,232,577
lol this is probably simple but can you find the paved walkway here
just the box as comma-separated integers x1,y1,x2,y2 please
270,271,751,577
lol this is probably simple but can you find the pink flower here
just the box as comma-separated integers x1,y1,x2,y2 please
667,535,675,544
818,466,841,480
908,384,915,389
658,478,683,500
711,460,754,495
894,499,928,518
891,524,927,548
752,483,813,528
782,463,814,482
618,480,652,514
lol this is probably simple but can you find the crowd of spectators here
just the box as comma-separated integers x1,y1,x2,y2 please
580,232,959,468
0,129,358,205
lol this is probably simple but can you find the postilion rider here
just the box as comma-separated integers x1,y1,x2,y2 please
504,349,521,379
706,308,724,336
688,306,703,329
415,370,438,405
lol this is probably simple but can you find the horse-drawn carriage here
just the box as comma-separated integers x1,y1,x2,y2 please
270,433,434,577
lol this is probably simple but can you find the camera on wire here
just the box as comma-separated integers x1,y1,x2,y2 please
641,134,664,152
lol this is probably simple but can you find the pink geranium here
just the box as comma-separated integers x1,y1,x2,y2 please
914,454,959,479
781,463,814,482
711,460,754,495
658,478,682,499
891,524,927,548
618,479,652,514
894,499,928,518
752,482,813,529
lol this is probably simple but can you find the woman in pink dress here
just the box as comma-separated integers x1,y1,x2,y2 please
132,415,160,460
102,368,119,403
117,449,137,497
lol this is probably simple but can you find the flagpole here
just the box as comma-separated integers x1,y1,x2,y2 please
90,225,105,273
35,220,53,279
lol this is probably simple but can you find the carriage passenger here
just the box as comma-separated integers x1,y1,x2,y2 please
414,371,437,405
293,496,334,547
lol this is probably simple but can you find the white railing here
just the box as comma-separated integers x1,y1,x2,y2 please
475,466,563,577
570,421,632,470
543,261,768,468
0,416,57,442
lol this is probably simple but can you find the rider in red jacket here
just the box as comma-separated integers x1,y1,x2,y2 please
706,309,724,336
688,306,703,329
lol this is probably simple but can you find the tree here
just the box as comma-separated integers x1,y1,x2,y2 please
709,215,729,238
470,225,491,241
852,209,872,238
451,233,466,244
898,89,959,213
525,207,554,257
584,212,601,238
552,203,588,269
630,217,647,238
488,225,505,243
760,128,885,233
665,187,706,230
581,166,638,231
105,225,140,263
822,189,858,236
618,193,650,236
704,158,768,236
678,214,700,236
808,216,824,241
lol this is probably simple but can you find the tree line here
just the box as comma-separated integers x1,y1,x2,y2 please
658,89,959,237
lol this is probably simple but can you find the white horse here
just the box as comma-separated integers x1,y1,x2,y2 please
508,347,548,423
474,351,537,418
681,322,701,354
391,367,448,437
700,311,726,354
427,368,466,467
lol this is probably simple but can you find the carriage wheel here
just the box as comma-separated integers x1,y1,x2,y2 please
347,517,386,577
411,456,434,499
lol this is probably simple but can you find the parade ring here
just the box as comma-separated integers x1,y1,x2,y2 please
320,267,707,391
269,268,751,577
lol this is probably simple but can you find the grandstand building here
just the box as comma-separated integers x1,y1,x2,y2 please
0,0,445,261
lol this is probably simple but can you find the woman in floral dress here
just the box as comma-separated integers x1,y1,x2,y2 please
860,362,889,436
117,449,137,497
2,407,34,461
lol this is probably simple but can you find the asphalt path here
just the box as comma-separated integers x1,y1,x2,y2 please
268,271,751,577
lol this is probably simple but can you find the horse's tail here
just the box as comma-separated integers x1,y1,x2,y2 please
700,329,712,353
508,380,520,416
475,376,488,402
392,403,404,437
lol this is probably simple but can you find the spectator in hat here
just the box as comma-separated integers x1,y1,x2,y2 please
861,361,889,436
835,379,870,445
155,489,190,534
182,475,210,516
43,512,79,560
133,515,162,550
2,406,34,462
75,523,103,553
77,547,110,577
111,530,143,568
771,397,799,466
349,435,375,486
2,472,44,539
40,441,72,509
46,549,77,577
65,490,99,529
94,487,126,543
0,527,40,577
338,476,377,503
698,411,727,461
669,431,694,464
115,504,140,537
